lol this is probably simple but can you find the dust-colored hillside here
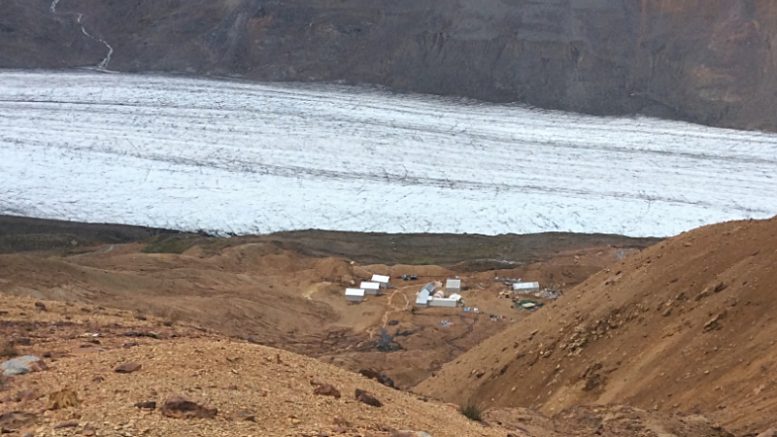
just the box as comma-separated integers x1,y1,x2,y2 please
416,217,777,434
0,295,505,436
0,295,736,436
0,217,651,389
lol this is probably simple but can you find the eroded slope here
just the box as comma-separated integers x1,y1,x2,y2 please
417,217,777,434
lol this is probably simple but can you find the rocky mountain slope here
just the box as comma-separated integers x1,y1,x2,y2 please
416,217,777,435
0,216,653,390
3,0,777,130
0,296,507,436
0,295,738,436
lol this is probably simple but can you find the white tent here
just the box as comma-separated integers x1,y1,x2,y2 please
445,278,461,293
371,274,390,288
513,281,540,293
345,288,365,303
415,288,430,306
360,281,382,295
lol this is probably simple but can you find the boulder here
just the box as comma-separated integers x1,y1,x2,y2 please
114,362,142,373
160,396,217,419
234,409,256,422
2,356,44,376
359,369,397,389
313,383,341,399
355,389,382,407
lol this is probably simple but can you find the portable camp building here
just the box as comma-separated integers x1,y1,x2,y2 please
421,282,436,294
429,297,459,308
345,288,365,303
513,281,540,293
445,278,462,293
415,283,436,306
371,274,390,288
360,281,382,295
415,288,430,306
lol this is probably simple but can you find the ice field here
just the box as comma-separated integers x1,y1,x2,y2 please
1,70,776,237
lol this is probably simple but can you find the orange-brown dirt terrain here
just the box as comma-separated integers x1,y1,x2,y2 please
4,216,777,435
417,217,777,435
0,216,654,390
0,295,735,436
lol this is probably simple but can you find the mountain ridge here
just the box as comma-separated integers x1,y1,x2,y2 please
2,0,777,131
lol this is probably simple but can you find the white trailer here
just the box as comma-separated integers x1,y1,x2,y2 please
371,274,390,288
360,281,382,295
513,281,540,293
429,297,459,308
445,278,462,293
345,288,365,303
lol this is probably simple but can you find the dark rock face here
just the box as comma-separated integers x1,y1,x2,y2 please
0,0,104,68
3,0,777,131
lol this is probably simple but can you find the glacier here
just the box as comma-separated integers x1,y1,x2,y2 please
1,70,776,237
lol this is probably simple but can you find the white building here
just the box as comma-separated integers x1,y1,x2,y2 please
445,278,461,293
416,288,430,306
415,283,436,306
371,274,390,288
513,281,540,293
429,297,459,308
345,288,365,303
360,281,382,295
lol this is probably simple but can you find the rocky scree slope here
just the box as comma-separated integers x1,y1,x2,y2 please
0,295,742,436
416,217,777,435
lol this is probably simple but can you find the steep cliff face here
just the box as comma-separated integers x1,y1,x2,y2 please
631,0,777,129
3,0,777,130
0,0,104,67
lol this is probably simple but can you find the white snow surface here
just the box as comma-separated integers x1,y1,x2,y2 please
1,70,776,237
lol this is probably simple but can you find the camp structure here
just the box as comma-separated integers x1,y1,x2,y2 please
428,297,459,308
345,288,365,303
360,281,382,295
371,274,390,288
512,281,540,293
415,282,436,307
416,289,430,306
416,281,463,308
445,278,462,293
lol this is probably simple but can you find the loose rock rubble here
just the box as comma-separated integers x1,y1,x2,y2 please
312,382,341,399
355,389,382,407
114,362,143,373
160,396,218,419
